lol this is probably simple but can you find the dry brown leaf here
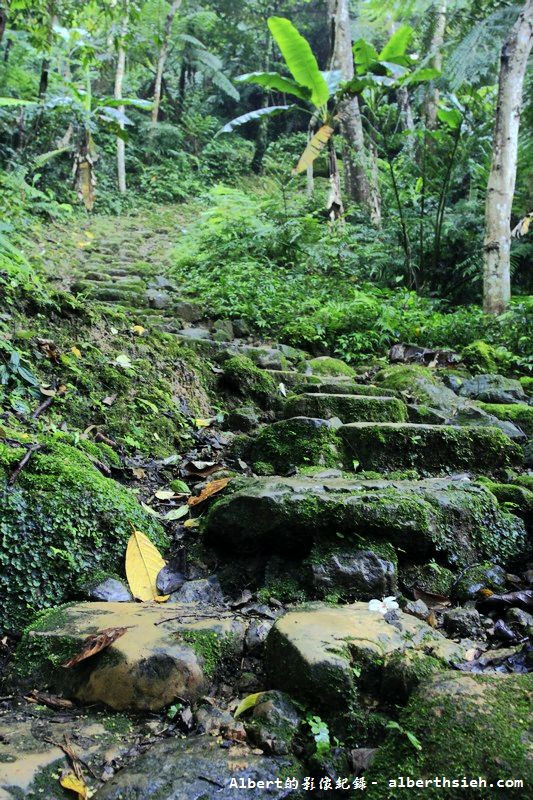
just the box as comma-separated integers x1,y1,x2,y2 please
131,467,146,479
62,626,130,668
188,478,231,507
413,587,451,609
102,394,117,406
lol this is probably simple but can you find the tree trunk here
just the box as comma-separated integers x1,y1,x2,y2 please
38,8,59,98
152,0,182,123
114,4,129,194
0,7,7,46
424,0,446,129
327,0,376,211
483,0,533,315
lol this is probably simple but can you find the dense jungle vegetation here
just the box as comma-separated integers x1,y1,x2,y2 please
0,1,532,799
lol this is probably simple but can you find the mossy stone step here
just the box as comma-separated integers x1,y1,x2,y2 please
284,393,407,423
297,380,398,397
340,422,522,474
204,475,526,566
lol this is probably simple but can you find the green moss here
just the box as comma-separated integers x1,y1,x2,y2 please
251,418,342,473
0,437,167,631
477,402,533,434
12,605,79,680
178,630,242,680
519,376,533,392
223,355,277,404
451,561,507,603
284,393,408,423
306,357,356,377
102,713,134,734
476,478,533,518
374,364,440,392
366,673,533,799
511,474,533,491
401,563,455,596
461,339,512,374
340,423,522,474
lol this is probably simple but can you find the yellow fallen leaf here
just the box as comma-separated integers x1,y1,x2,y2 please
71,346,82,358
85,231,95,240
155,489,176,500
125,529,169,602
59,771,88,799
234,692,266,719
131,325,147,335
194,418,212,428
183,518,200,529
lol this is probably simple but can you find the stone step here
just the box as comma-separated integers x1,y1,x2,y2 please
265,602,465,708
16,602,249,711
204,475,526,566
283,393,407,423
339,421,522,474
246,417,521,476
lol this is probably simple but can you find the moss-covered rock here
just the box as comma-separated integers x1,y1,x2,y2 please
366,672,533,799
283,393,407,424
297,380,398,397
223,355,277,405
477,478,533,526
249,417,342,474
477,402,533,435
0,435,166,631
204,476,526,567
461,339,513,375
339,422,522,474
373,365,459,412
305,356,356,377
450,561,508,603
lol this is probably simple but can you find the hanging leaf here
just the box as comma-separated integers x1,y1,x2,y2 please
125,529,169,602
188,478,231,507
62,626,130,668
217,105,293,136
293,124,334,175
59,772,88,800
353,39,379,72
234,692,266,719
268,17,329,108
236,72,311,101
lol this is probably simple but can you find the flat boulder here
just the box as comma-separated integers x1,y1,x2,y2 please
14,602,248,711
265,603,465,708
458,374,526,403
93,736,300,800
283,393,407,423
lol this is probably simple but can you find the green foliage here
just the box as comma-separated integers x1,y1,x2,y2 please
170,186,532,368
306,714,331,757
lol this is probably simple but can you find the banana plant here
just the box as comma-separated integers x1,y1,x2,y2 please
219,17,338,178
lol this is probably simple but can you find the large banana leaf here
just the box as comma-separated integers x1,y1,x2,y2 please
378,25,413,64
95,97,153,110
217,105,293,136
353,40,378,72
293,124,334,175
268,17,329,109
236,72,310,102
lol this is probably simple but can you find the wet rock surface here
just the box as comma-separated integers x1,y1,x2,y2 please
92,735,299,800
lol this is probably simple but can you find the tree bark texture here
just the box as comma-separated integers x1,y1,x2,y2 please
115,3,129,194
327,0,375,210
152,0,182,123
424,0,446,129
483,0,533,314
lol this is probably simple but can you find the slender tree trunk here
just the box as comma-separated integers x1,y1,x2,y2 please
483,0,533,315
114,3,129,194
38,7,59,98
152,0,182,123
0,7,7,47
327,0,377,213
424,0,446,129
